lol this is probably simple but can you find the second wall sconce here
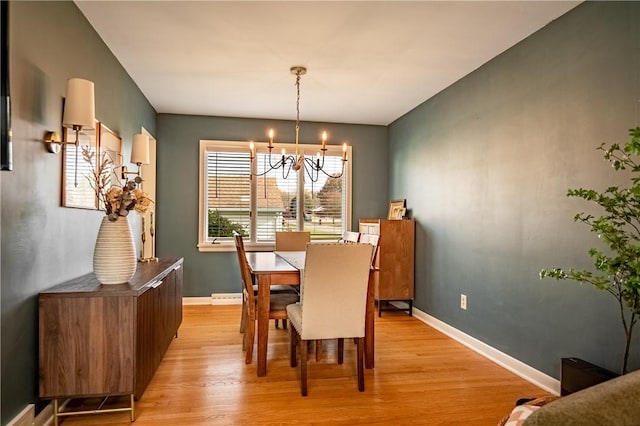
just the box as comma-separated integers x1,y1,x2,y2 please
43,78,96,187
122,133,150,181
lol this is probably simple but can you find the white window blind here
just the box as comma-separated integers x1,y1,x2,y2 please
206,150,251,242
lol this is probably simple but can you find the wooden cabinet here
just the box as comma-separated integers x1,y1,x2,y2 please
359,219,415,316
39,257,183,413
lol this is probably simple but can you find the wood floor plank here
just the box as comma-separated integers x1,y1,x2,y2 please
56,305,549,425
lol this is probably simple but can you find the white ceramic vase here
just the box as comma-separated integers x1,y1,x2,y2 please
93,216,137,285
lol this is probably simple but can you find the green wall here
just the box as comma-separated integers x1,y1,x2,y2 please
0,2,156,422
155,114,388,297
389,1,640,378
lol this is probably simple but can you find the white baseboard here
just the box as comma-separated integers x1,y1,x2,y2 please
6,404,34,426
210,293,242,305
405,304,560,395
182,296,215,305
182,293,242,305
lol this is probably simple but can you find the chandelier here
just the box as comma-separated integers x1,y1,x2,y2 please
249,66,347,182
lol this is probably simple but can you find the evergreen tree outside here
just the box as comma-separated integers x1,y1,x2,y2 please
208,209,247,238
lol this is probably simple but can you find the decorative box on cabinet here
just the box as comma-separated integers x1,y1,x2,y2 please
39,257,183,425
359,219,415,316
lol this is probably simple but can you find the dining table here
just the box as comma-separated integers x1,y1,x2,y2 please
245,250,376,377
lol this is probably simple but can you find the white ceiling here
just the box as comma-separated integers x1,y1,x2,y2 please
75,1,579,126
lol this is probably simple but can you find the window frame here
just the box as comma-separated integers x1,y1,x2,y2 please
198,139,352,252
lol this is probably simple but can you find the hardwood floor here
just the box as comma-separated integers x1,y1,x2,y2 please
57,305,549,425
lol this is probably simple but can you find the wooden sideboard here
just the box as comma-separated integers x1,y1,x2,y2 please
359,219,415,316
39,257,183,423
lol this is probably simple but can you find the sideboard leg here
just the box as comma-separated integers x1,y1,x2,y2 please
130,394,135,422
53,399,59,426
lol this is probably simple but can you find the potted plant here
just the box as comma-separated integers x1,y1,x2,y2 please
540,127,640,375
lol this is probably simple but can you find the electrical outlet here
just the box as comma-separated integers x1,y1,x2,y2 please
460,294,467,310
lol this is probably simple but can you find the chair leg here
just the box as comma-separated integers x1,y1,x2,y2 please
337,338,344,364
275,319,280,329
289,322,298,368
283,319,287,330
242,307,248,351
240,297,247,333
300,338,308,396
356,337,364,392
245,319,255,365
315,340,322,361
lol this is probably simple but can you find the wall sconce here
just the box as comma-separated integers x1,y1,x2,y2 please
121,133,150,181
43,78,96,186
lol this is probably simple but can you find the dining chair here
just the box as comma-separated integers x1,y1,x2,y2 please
313,236,379,362
274,231,310,326
358,233,380,268
286,243,373,396
275,231,310,251
234,233,299,364
233,232,297,333
338,231,360,243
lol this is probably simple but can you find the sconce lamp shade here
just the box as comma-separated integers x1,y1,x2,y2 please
131,133,150,165
62,78,95,130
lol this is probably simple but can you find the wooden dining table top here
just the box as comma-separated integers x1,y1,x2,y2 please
273,251,306,270
245,252,299,274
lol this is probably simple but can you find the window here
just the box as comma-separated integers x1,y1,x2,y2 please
198,140,352,251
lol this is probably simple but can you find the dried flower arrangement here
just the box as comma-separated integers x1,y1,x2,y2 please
82,146,153,221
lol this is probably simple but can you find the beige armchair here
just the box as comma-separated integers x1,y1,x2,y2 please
286,243,373,396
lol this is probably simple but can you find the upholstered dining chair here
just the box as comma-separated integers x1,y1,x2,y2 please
338,231,360,243
312,233,378,363
275,231,310,251
286,243,373,396
234,233,299,364
358,233,380,268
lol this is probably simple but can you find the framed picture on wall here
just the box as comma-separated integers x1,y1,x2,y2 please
62,122,99,209
98,123,123,211
388,199,406,220
1,0,12,171
61,121,123,210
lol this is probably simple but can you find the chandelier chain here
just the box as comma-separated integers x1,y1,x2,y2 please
295,72,301,148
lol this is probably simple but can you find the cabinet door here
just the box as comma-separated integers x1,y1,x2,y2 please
39,295,135,398
173,265,183,332
135,288,155,399
377,220,415,300
154,275,174,366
